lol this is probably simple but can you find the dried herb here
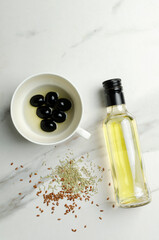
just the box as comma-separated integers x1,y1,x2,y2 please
34,153,105,231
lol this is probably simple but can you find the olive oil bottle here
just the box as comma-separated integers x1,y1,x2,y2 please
102,79,151,208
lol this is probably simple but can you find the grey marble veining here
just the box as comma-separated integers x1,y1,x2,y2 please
112,0,124,13
131,91,159,152
70,27,103,48
1,0,159,239
0,115,158,221
0,123,109,220
0,108,10,123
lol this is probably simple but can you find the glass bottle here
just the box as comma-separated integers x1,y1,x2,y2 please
102,78,151,208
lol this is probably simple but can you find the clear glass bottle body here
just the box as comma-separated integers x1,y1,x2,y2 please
103,104,151,208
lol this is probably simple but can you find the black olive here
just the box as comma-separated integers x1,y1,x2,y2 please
54,98,72,111
40,119,57,132
45,92,58,107
36,106,52,119
51,110,66,123
30,95,44,107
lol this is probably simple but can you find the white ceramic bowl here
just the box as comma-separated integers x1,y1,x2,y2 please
11,73,90,145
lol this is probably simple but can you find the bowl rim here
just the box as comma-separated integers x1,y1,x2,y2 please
10,72,83,145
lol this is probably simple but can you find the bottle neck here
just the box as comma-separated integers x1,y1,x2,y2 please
102,78,126,108
106,104,127,115
103,88,125,107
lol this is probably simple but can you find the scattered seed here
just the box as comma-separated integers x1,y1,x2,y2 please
108,183,111,186
100,210,104,212
36,206,39,209
99,217,102,220
29,180,32,183
107,197,109,201
20,179,23,181
33,153,105,230
18,193,22,195
36,215,40,217
20,165,23,168
15,167,18,170
10,162,13,165
112,204,115,208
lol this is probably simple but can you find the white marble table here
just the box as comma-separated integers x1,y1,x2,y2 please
1,0,159,239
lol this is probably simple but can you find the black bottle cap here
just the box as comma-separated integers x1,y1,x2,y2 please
102,78,125,107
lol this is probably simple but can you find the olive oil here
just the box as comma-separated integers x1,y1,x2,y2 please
24,85,74,136
102,79,151,208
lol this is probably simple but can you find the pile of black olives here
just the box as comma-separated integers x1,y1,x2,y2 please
30,92,72,132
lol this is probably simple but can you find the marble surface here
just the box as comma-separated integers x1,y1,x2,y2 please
1,0,159,239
